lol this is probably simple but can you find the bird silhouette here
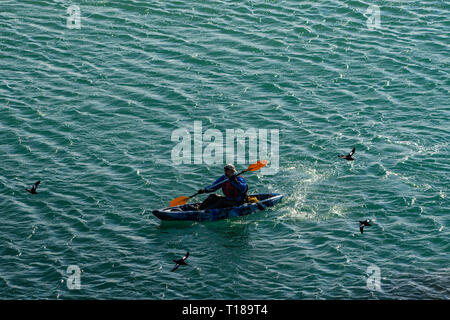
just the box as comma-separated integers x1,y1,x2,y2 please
171,252,189,272
359,219,371,234
25,181,40,194
338,147,356,161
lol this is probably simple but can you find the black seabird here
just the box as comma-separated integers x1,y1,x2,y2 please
25,181,40,194
338,147,356,161
171,252,189,272
359,219,371,233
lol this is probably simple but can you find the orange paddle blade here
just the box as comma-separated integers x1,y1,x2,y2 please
170,196,190,207
247,160,268,171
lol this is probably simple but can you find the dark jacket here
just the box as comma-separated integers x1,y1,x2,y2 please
204,175,248,203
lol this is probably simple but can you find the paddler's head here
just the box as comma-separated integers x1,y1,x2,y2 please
224,164,236,178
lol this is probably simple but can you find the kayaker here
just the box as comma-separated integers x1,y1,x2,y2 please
198,164,248,210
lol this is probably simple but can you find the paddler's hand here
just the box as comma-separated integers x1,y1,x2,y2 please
198,188,206,194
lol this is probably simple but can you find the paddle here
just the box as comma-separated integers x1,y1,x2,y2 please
170,160,268,207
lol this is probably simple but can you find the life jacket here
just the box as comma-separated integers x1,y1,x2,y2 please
222,179,248,202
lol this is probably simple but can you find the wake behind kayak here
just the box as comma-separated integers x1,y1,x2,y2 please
152,193,283,222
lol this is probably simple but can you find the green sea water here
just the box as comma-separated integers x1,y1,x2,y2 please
0,0,449,299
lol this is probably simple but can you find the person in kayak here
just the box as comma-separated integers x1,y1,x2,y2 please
198,164,248,210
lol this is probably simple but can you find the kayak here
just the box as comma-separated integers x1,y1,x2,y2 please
152,193,283,222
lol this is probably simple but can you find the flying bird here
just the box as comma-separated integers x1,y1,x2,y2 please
338,147,356,161
25,181,40,194
359,219,371,234
171,252,189,272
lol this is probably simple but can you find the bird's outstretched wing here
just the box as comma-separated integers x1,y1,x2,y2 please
33,181,40,191
349,147,355,157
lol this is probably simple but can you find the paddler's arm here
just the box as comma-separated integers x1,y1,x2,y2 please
228,175,248,193
198,175,227,194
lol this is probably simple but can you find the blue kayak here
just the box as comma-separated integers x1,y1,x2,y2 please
152,193,283,222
